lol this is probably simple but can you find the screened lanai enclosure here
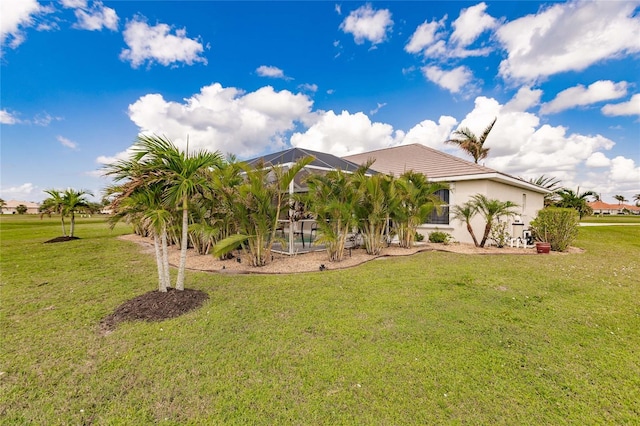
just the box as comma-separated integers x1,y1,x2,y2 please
245,147,372,255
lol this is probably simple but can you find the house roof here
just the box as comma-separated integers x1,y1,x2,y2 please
4,199,40,209
343,143,548,194
588,201,640,211
245,147,367,173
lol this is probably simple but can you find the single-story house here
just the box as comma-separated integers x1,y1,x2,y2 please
588,201,640,215
2,200,40,215
343,144,549,245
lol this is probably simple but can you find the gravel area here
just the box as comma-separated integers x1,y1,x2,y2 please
119,234,581,275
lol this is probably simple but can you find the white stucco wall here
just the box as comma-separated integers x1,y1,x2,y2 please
418,178,545,245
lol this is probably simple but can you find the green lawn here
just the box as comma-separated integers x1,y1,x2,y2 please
581,214,640,223
1,215,639,424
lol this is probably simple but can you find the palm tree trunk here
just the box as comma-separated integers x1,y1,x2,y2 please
176,198,189,290
467,222,479,247
153,232,167,292
162,225,170,290
69,212,75,237
60,215,67,237
479,223,492,248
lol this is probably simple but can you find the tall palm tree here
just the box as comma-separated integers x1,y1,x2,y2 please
43,189,67,236
392,171,449,248
634,194,640,207
555,188,597,219
0,198,5,214
451,201,480,247
62,189,93,237
471,194,519,248
613,195,627,205
132,135,224,291
445,117,497,164
107,184,172,292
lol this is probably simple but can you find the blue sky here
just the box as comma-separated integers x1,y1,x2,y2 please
1,0,639,204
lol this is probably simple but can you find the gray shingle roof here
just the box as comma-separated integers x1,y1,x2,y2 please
245,147,365,172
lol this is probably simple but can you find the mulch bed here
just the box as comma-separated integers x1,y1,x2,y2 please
44,236,80,243
100,288,209,334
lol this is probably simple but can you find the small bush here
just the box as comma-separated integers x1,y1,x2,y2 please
429,230,451,244
529,207,579,252
414,231,424,242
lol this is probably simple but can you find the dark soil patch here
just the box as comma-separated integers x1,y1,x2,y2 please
100,288,209,334
44,236,80,243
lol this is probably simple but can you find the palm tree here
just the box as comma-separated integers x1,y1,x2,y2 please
555,188,598,219
131,135,224,291
634,194,640,207
304,166,363,262
613,195,627,205
105,155,173,292
62,189,93,237
451,201,480,247
0,198,5,214
213,157,313,266
445,117,496,164
528,174,562,206
43,189,67,236
392,171,449,248
352,172,396,255
471,194,519,248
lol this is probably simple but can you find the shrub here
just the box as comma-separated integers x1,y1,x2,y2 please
529,207,579,252
429,230,451,244
414,231,424,242
489,220,510,247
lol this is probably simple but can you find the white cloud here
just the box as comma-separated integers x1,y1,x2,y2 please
541,80,629,114
0,109,20,124
444,95,613,172
450,2,497,48
608,156,640,185
0,0,45,50
422,65,473,94
369,102,387,116
120,17,207,68
404,19,445,54
298,83,318,93
601,94,640,117
256,65,289,79
61,0,87,8
340,4,393,45
0,183,36,200
121,83,313,159
503,87,542,113
497,1,640,83
33,112,61,126
401,116,458,151
291,110,403,156
586,152,611,168
57,135,78,150
74,1,118,31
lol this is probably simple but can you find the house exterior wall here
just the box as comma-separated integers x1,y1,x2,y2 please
417,179,545,245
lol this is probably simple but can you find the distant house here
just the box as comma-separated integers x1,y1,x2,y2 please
2,200,40,214
588,201,640,215
343,144,549,245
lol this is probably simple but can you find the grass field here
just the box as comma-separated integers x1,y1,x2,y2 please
581,214,640,224
1,215,639,424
